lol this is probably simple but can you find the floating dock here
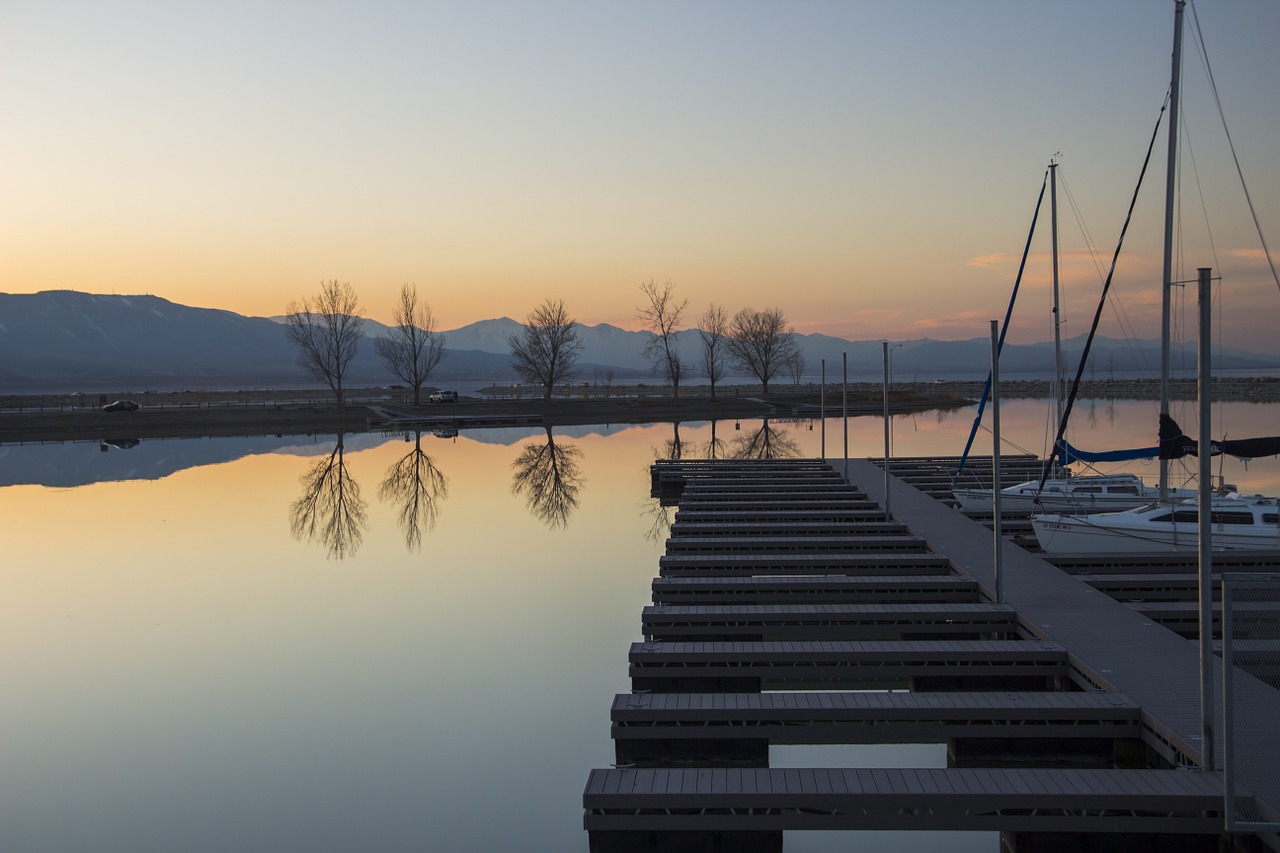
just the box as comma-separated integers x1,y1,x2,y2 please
584,457,1280,852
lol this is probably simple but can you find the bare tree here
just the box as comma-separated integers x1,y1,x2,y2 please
284,280,365,410
637,279,688,400
786,349,806,385
375,284,445,405
696,304,729,398
726,307,800,395
509,299,583,400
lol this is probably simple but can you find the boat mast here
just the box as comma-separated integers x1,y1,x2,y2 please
1050,159,1064,459
1159,0,1186,502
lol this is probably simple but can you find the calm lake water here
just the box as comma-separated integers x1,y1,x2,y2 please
4,399,1278,852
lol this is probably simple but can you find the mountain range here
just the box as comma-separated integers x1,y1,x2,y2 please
3,290,1278,393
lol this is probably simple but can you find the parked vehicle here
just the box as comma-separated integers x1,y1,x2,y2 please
428,390,458,403
102,400,140,412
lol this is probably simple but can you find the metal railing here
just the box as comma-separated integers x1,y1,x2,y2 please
1222,571,1280,832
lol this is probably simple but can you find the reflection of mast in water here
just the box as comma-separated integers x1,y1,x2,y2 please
730,419,802,460
289,433,368,560
511,426,585,529
379,431,449,552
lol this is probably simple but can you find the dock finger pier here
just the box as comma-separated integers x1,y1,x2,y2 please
582,457,1280,852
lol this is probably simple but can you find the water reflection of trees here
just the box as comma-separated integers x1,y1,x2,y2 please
642,497,673,544
290,433,368,559
730,419,802,460
703,420,728,460
658,421,693,461
511,427,585,529
379,431,449,551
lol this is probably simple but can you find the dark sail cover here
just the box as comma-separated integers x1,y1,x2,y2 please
1159,414,1280,460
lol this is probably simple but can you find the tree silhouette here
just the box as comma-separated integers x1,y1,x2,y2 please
730,419,802,460
284,280,364,410
378,431,449,551
290,434,368,559
509,299,584,400
696,304,729,398
637,279,688,400
726,307,801,395
375,284,446,405
511,426,585,528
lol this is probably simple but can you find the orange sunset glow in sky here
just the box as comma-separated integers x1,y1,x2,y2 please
3,1,1278,352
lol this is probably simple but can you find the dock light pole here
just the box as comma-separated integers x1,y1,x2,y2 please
883,342,890,520
820,359,826,459
1196,267,1215,769
842,352,848,480
882,342,903,520
990,321,1004,604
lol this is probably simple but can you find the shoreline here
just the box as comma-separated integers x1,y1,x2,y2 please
3,376,1277,444
0,388,964,444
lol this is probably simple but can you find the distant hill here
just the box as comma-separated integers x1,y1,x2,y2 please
3,290,1277,392
0,291,644,392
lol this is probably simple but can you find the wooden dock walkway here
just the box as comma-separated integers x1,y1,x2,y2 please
641,602,1018,642
628,639,1070,693
584,457,1280,852
585,766,1226,834
650,575,981,605
610,689,1144,767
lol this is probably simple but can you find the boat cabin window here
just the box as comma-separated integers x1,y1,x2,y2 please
1265,514,1279,525
1161,510,1257,525
1072,486,1102,493
1107,486,1140,495
1214,512,1256,525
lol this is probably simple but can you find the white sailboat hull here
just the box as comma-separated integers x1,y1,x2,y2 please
954,475,1194,515
1032,495,1280,554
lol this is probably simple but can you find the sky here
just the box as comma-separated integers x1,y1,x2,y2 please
3,0,1278,353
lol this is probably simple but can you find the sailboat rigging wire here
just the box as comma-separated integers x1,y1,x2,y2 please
954,170,1048,476
1188,0,1280,293
1057,169,1108,283
1039,94,1170,491
1179,111,1221,273
1061,167,1160,394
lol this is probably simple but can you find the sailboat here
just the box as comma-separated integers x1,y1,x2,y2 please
954,472,1192,515
1033,410,1280,552
1032,1,1280,554
952,161,1197,515
1032,492,1280,554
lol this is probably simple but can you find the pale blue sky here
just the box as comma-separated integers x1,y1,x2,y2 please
2,0,1277,352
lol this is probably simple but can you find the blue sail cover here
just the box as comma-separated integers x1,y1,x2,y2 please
1055,439,1159,463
